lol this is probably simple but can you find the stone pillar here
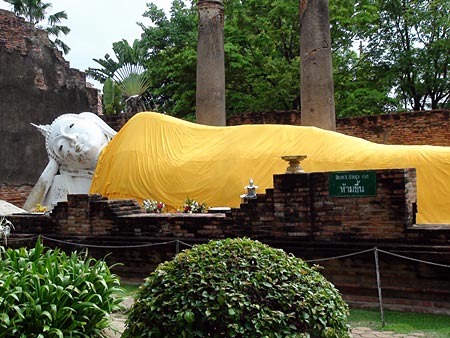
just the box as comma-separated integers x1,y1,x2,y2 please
196,0,226,126
300,0,336,131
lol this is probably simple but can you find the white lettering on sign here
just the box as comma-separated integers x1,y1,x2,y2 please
339,180,365,194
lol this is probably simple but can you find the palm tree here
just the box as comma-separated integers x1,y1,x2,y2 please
87,39,148,83
4,0,71,54
4,0,47,23
45,10,70,54
114,63,152,114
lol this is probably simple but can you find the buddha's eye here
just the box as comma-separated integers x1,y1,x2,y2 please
59,145,63,151
69,123,74,128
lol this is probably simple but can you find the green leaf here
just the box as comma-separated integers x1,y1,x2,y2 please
41,310,52,321
0,312,10,325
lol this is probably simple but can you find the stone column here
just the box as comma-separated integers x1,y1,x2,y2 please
196,0,226,126
300,0,336,131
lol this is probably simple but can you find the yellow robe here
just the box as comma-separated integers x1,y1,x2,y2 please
90,112,450,224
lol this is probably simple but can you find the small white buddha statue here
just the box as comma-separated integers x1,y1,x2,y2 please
23,112,117,211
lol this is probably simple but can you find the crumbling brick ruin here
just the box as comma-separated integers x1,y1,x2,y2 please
0,9,98,195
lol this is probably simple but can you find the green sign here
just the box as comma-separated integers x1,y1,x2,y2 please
329,170,377,197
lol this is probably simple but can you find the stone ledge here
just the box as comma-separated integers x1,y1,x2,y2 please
121,212,228,218
408,224,450,231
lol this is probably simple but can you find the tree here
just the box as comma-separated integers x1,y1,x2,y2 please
87,39,153,114
4,0,48,23
115,64,152,114
87,39,148,83
138,0,198,118
329,0,401,117
45,11,70,54
132,0,395,118
362,0,450,111
92,0,450,118
224,0,301,115
4,0,71,54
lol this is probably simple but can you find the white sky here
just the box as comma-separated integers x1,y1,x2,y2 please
0,1,173,88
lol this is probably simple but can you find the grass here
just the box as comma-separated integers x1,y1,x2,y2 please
120,283,139,296
349,308,450,338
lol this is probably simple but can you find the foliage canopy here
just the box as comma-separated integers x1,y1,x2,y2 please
89,0,450,118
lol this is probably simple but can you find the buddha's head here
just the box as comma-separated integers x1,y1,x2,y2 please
33,112,117,171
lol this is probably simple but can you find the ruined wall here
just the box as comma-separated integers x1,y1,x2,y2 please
11,170,418,241
102,109,450,147
337,110,450,146
0,9,98,188
227,109,450,146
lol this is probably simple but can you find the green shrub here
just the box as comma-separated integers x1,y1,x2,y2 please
124,238,350,338
0,238,123,337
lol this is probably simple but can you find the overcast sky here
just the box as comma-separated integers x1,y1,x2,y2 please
0,1,174,88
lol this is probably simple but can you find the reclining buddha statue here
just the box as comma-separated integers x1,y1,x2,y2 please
24,111,450,224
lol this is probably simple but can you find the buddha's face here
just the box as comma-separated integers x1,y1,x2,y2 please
48,117,109,170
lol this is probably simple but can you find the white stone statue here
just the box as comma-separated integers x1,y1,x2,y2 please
23,112,117,211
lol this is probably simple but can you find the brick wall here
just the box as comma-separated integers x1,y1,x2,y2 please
0,9,45,54
102,109,450,147
337,110,450,146
8,169,450,314
227,109,450,146
99,112,136,132
11,170,419,243
0,184,33,207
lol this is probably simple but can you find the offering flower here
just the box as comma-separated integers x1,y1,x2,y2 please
182,197,207,214
143,199,165,213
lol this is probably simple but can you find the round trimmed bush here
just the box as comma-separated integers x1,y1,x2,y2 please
0,238,123,337
124,238,350,337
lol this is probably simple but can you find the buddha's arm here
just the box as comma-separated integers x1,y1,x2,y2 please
23,159,58,211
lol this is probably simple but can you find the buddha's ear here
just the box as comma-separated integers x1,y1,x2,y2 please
31,123,52,139
79,112,117,139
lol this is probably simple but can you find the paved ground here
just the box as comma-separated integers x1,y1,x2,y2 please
350,327,429,338
103,297,433,338
103,297,131,338
105,321,432,338
104,312,126,338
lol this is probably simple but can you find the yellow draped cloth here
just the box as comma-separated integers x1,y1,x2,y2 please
90,112,450,224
